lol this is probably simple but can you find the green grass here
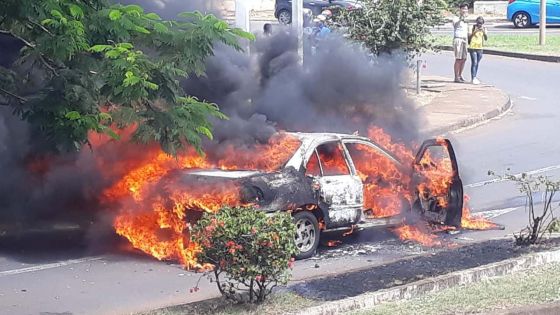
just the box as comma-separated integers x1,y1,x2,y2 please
432,34,560,56
140,292,317,315
354,263,560,315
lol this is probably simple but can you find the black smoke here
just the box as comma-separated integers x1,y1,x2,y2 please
184,30,420,148
0,2,423,241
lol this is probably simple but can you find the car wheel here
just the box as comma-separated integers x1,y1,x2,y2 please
293,211,320,260
513,12,531,28
278,9,291,24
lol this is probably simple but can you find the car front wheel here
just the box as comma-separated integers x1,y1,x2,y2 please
293,211,320,259
513,12,531,28
278,9,291,24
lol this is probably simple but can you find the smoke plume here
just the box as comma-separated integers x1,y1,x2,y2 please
0,3,422,242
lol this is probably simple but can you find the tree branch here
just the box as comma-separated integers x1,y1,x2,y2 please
0,87,27,103
39,54,59,76
0,29,35,48
27,18,54,37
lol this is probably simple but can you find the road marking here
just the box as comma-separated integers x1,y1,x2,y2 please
519,96,537,101
0,256,103,277
466,164,560,188
476,207,518,219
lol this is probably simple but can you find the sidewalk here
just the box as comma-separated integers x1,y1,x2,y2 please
407,75,512,136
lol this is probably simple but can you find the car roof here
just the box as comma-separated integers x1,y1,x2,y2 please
287,131,372,143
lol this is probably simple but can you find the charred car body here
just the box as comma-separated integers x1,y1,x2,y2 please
171,133,464,259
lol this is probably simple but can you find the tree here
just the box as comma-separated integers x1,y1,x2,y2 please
337,0,446,58
0,0,254,154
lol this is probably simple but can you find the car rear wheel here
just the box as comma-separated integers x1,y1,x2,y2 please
278,9,291,24
293,211,320,259
513,12,531,28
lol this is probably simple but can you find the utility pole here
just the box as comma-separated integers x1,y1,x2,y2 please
235,0,251,53
292,0,304,62
539,0,547,45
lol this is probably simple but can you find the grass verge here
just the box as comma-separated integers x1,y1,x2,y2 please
354,263,560,315
432,34,560,56
140,291,317,315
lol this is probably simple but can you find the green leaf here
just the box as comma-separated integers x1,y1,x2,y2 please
134,26,150,34
195,126,213,140
231,28,256,41
105,49,121,58
41,18,54,25
123,76,141,86
89,44,112,53
98,112,112,121
153,22,169,33
65,111,81,120
117,42,134,49
68,4,84,18
122,4,144,14
51,10,64,19
145,12,161,20
109,9,122,21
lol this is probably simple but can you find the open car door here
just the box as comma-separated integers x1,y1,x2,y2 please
412,138,464,227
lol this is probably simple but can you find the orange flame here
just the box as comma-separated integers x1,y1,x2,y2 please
461,196,498,230
94,124,495,265
97,132,300,268
393,225,442,247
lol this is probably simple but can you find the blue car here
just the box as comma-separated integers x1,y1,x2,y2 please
507,0,560,28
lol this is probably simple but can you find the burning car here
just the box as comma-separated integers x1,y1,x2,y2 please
155,131,464,260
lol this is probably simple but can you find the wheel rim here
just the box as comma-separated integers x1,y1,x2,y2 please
294,218,316,253
515,14,528,27
279,11,291,24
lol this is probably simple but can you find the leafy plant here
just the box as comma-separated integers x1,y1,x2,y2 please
490,171,560,245
0,0,254,154
336,0,447,59
191,207,298,303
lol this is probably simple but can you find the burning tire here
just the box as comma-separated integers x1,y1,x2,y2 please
293,211,320,260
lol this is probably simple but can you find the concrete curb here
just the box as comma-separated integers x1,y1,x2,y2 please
438,45,560,63
423,94,512,136
292,248,560,315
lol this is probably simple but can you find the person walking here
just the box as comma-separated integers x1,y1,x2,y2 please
468,16,488,85
452,3,469,83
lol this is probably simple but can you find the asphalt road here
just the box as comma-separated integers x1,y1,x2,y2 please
1,53,560,315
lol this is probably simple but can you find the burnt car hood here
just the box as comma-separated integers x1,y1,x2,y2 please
185,169,263,179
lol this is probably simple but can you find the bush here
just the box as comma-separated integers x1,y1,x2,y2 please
490,171,560,245
191,206,298,303
337,0,447,59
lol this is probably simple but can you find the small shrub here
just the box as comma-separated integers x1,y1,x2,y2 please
548,218,560,234
191,206,298,303
490,171,560,245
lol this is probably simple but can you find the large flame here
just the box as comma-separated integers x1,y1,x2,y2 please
99,132,300,268
93,125,495,266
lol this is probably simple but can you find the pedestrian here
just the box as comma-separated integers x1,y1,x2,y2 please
263,23,272,36
315,15,331,39
468,16,488,85
452,3,469,83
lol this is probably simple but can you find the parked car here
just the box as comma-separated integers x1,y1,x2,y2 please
507,0,560,28
275,0,362,24
165,132,464,259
